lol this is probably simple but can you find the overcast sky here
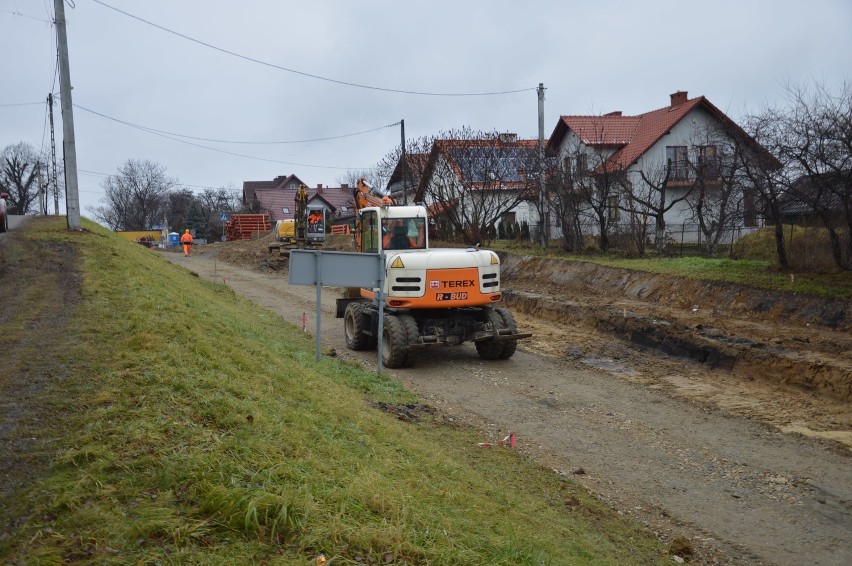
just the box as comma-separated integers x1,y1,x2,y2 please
2,0,851,220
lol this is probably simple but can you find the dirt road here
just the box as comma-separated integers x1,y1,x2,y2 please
163,248,851,566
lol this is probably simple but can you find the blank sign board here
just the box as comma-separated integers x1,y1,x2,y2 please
288,250,382,288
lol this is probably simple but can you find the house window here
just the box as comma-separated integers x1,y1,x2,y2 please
576,154,588,176
563,156,572,174
696,146,719,179
503,211,516,226
360,210,379,253
607,196,620,222
666,146,689,180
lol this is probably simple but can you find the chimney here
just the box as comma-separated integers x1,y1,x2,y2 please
316,183,323,194
605,111,622,117
670,91,688,107
498,132,518,143
341,183,349,189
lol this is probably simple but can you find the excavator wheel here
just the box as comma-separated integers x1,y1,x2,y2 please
495,308,518,360
399,314,420,367
344,302,372,351
476,308,507,360
382,315,409,369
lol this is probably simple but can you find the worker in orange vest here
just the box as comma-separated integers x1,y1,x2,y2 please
180,229,193,257
383,220,416,250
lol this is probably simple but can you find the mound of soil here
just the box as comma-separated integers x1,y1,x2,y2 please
500,256,849,330
500,255,851,402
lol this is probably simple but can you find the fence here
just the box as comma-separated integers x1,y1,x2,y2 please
502,221,763,258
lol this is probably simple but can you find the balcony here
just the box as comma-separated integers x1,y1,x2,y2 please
667,160,721,185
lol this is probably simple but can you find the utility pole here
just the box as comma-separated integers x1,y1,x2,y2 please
537,83,547,248
48,93,60,215
54,0,81,230
400,119,407,205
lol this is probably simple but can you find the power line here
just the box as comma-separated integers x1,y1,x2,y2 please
74,104,375,171
74,104,399,144
5,10,53,23
0,102,45,107
90,0,535,97
79,168,239,193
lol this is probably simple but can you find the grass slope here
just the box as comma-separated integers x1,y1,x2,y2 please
0,218,667,565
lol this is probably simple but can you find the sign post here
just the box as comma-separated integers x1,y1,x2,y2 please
289,250,384,370
220,213,230,241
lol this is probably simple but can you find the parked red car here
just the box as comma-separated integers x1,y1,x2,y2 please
0,193,9,233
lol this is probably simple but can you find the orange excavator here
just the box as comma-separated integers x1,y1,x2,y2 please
336,179,530,368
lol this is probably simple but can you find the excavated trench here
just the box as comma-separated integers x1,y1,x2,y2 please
499,255,852,402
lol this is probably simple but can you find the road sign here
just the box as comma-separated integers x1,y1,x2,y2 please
220,213,230,222
289,250,386,369
289,250,381,288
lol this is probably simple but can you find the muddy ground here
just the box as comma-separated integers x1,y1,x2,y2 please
162,236,851,566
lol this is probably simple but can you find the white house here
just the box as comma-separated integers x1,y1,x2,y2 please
545,91,771,247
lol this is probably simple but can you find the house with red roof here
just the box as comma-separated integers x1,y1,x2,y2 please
242,175,356,224
412,133,543,242
242,174,307,207
546,91,773,246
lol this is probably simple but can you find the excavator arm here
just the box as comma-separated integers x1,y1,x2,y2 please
353,178,393,212
353,178,394,250
294,184,308,241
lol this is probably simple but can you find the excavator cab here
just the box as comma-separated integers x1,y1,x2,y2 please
306,207,325,243
358,209,426,253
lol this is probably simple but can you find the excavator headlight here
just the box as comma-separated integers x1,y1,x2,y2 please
490,253,499,265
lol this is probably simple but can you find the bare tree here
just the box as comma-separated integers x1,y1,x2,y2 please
618,181,653,256
0,142,42,214
682,130,751,256
165,188,195,233
376,138,433,206
626,155,694,253
90,159,175,231
781,82,852,269
392,128,537,245
741,109,790,269
195,186,241,241
552,120,629,253
572,149,625,252
337,170,384,193
375,130,544,244
546,159,584,251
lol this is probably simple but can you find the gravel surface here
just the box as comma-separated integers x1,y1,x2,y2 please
163,248,852,566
